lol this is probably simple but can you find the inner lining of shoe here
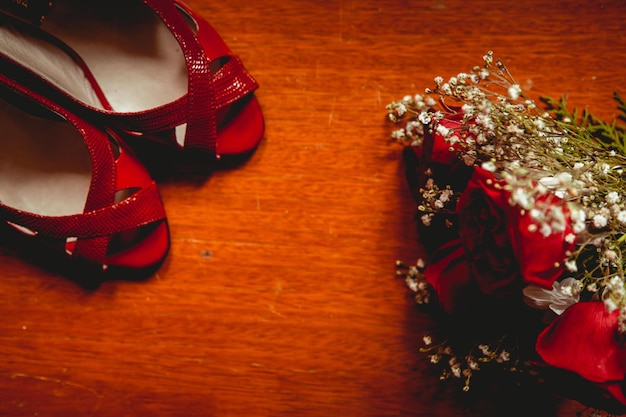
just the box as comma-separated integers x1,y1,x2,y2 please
0,87,91,217
0,23,104,109
43,0,189,113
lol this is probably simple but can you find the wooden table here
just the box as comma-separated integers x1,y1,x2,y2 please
1,0,626,416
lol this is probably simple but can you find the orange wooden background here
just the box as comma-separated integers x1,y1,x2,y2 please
2,0,626,416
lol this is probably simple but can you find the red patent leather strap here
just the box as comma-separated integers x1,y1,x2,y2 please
106,55,258,135
0,182,166,240
143,0,217,154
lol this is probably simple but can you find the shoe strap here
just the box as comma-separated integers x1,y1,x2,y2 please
142,0,216,154
0,182,166,240
212,56,259,109
105,55,258,136
0,74,166,264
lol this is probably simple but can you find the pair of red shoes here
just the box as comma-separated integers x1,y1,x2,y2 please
0,0,264,275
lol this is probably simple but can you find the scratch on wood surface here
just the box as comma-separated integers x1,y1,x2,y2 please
9,372,103,414
268,281,284,316
183,238,205,243
328,96,337,126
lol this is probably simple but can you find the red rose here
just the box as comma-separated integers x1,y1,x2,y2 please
457,167,575,295
536,302,626,410
422,239,480,315
424,167,576,315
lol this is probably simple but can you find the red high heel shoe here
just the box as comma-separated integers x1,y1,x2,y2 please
0,72,169,272
0,0,264,160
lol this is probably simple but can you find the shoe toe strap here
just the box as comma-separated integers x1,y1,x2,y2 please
124,0,258,156
0,182,166,263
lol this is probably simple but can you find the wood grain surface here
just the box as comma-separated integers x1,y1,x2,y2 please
1,0,626,416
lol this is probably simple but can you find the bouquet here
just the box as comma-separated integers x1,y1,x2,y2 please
388,51,626,415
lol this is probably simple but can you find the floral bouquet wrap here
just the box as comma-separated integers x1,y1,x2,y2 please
389,52,626,415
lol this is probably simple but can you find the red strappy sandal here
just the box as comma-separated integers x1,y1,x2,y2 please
0,0,264,161
0,72,169,272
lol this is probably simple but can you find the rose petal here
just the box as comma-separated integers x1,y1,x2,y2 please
602,382,626,409
512,203,575,288
536,302,626,382
424,239,476,315
431,117,464,165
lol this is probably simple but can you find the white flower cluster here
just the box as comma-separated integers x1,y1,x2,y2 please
396,259,431,304
419,331,514,392
389,51,626,325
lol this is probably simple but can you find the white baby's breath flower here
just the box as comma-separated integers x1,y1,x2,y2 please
509,187,534,210
496,350,510,363
450,362,462,378
607,275,624,290
481,161,496,172
461,103,473,115
539,223,552,237
391,129,406,140
436,124,450,136
538,176,560,189
507,84,522,100
599,163,611,175
396,102,407,116
593,214,608,229
606,191,621,205
506,124,524,136
604,297,618,313
447,135,460,146
565,259,578,272
604,249,619,262
405,277,419,292
418,112,432,124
